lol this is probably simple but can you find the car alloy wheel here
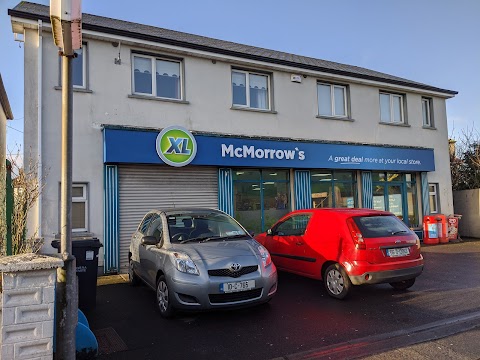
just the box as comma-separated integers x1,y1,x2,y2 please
324,263,351,299
156,275,175,318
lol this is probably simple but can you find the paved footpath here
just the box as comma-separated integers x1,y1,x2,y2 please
272,310,480,360
363,327,480,360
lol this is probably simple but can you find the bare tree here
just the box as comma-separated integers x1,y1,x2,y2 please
450,127,480,191
2,147,48,255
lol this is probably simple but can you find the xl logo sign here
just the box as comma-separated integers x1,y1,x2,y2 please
156,126,197,167
165,137,191,155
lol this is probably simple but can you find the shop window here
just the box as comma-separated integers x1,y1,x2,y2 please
429,183,440,214
232,70,270,110
72,184,88,232
380,92,405,124
132,54,182,100
233,169,289,233
317,83,347,118
311,170,356,208
422,97,434,127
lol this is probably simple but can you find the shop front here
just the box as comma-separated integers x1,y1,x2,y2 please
102,126,435,273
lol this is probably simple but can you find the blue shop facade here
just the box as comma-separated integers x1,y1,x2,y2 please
103,126,435,273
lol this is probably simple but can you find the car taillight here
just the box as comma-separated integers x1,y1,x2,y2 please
346,218,366,250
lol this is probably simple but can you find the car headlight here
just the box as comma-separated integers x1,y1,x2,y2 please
258,245,272,268
171,252,199,275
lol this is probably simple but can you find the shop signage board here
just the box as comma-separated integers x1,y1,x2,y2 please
104,127,435,171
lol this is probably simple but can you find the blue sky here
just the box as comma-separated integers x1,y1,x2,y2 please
2,0,479,153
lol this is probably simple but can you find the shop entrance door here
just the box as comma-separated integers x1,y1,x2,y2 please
373,183,405,220
372,172,418,227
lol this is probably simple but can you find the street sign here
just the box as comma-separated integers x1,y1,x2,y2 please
50,0,82,52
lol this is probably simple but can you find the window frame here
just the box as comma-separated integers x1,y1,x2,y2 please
380,92,405,124
72,184,88,232
317,82,348,118
131,53,184,100
428,183,440,214
58,42,88,89
422,97,434,127
231,69,272,111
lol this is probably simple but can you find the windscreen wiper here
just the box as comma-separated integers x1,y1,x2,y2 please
391,230,408,235
179,236,219,244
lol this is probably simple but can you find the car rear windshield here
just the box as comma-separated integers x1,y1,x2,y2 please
353,215,412,238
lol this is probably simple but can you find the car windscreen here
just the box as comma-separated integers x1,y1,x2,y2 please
353,215,413,238
167,212,247,243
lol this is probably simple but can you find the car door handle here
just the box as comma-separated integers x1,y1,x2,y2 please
296,242,304,246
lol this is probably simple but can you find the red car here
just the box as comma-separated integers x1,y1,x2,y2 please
255,208,423,299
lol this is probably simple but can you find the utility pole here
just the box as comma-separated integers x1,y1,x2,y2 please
50,1,82,358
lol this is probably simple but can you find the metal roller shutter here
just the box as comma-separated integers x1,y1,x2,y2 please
118,165,218,271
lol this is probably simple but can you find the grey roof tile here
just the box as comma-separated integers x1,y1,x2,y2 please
9,1,457,95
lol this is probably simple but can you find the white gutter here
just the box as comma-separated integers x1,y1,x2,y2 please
37,20,43,237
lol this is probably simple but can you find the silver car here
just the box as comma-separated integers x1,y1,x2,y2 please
128,208,278,318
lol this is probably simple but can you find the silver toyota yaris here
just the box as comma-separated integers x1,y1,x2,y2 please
129,208,278,318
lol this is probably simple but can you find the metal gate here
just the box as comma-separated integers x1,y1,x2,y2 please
117,165,218,271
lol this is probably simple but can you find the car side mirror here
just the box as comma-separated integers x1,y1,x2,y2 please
141,236,158,246
267,229,273,236
248,231,255,237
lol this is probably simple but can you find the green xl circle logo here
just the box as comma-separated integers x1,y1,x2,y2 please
156,126,197,167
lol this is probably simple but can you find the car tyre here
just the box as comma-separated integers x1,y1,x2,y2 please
324,263,351,299
156,275,175,318
389,278,416,290
128,257,140,286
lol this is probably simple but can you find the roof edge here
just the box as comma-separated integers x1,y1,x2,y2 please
8,7,458,96
0,74,14,120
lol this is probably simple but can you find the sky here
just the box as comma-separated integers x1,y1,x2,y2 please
1,0,479,155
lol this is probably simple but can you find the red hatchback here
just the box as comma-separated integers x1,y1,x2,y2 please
255,208,424,299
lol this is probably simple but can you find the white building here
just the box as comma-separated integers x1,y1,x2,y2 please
1,73,14,244
10,2,457,274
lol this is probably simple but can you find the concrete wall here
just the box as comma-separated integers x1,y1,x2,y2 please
0,254,63,360
22,26,455,257
453,189,480,238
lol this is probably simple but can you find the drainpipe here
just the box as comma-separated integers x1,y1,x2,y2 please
37,20,43,238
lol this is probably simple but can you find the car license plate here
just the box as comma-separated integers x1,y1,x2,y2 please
220,280,255,293
386,247,410,257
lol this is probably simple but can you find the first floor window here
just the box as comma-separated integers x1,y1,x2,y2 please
59,43,87,88
133,54,182,99
380,92,405,123
317,83,347,117
72,184,88,232
311,170,357,208
422,97,433,127
429,183,439,213
232,70,270,110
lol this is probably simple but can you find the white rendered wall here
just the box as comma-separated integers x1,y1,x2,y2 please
22,28,455,257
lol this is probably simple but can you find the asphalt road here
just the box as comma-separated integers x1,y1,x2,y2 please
87,239,480,360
